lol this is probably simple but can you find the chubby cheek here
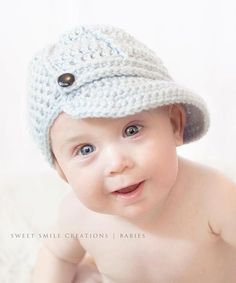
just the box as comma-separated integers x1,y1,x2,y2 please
65,168,106,212
141,137,179,189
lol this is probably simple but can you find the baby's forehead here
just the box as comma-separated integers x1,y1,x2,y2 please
54,107,166,129
50,107,167,141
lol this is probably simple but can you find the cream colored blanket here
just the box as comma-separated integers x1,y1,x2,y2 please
0,173,68,283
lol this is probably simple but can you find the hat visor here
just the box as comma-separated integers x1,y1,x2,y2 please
61,76,209,143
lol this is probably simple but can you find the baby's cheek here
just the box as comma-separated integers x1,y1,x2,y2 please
68,174,106,212
143,141,178,182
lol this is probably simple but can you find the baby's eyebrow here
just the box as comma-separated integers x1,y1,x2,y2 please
60,134,88,147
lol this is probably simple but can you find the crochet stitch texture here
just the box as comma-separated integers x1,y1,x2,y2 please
27,25,210,165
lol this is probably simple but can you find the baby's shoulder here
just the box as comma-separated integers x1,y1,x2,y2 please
58,191,88,231
180,157,235,190
205,169,236,246
198,163,236,209
180,157,236,215
43,192,88,263
183,158,236,245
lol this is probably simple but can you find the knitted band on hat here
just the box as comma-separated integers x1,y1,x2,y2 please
27,25,210,165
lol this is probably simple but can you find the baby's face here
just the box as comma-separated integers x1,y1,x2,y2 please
51,106,184,219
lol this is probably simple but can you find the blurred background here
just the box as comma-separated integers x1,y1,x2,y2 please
1,0,236,181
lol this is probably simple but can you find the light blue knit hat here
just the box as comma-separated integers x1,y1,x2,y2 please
27,25,209,165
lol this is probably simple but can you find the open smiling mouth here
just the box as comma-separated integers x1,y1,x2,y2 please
112,181,145,199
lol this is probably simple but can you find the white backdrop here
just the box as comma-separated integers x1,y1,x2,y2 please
1,0,236,180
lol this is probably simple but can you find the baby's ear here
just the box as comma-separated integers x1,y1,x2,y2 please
53,159,68,183
168,104,186,146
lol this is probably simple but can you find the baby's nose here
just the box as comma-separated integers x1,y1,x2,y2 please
104,147,134,176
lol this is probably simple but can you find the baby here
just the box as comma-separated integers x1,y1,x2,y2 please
28,25,236,283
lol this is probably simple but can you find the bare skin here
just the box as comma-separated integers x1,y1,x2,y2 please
33,106,236,282
63,158,236,283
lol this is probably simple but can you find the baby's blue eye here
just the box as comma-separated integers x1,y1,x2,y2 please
78,144,95,156
124,125,142,137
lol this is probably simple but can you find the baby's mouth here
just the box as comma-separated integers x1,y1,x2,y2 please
113,182,143,195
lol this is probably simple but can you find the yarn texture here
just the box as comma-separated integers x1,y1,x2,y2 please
27,25,210,165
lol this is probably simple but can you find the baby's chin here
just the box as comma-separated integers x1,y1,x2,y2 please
110,202,161,223
80,201,150,219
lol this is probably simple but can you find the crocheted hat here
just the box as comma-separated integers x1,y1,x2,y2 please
27,25,209,165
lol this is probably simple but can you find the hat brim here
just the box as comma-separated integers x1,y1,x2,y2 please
61,76,209,143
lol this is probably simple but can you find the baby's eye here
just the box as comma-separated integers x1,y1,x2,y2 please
76,144,95,156
123,125,142,137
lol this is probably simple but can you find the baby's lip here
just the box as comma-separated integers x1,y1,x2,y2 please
112,181,144,194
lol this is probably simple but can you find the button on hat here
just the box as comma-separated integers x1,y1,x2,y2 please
57,73,75,87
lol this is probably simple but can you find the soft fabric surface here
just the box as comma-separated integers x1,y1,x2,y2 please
0,173,68,283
